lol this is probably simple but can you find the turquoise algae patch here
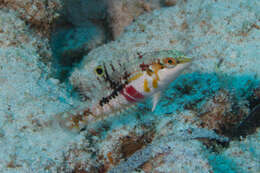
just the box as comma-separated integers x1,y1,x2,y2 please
0,0,259,172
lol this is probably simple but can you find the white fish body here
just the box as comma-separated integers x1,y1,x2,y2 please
59,49,192,131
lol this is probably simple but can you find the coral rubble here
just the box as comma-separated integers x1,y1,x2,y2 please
0,0,259,172
107,0,178,39
0,0,62,37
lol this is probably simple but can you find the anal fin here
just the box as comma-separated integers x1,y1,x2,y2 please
152,92,161,112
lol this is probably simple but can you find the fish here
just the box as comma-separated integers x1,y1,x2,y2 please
58,49,192,131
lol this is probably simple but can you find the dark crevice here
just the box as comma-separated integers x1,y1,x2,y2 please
228,87,260,139
197,86,260,151
50,0,111,81
230,104,260,139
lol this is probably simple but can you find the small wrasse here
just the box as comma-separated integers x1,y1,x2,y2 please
58,49,192,131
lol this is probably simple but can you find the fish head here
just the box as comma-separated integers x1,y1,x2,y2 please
154,55,192,89
138,50,192,95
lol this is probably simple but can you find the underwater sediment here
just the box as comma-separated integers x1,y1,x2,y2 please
0,0,259,172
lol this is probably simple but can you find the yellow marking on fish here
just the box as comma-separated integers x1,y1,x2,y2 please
144,79,150,92
151,63,162,81
151,63,163,71
146,69,153,76
152,78,158,88
154,71,160,81
128,72,144,82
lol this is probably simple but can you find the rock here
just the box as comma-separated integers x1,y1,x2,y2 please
0,0,259,172
0,0,63,37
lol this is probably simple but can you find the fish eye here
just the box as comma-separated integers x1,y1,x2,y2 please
168,59,173,64
163,57,176,65
95,66,104,76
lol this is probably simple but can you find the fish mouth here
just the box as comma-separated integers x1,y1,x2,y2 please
176,57,193,64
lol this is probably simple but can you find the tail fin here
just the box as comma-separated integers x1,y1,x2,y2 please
53,107,95,133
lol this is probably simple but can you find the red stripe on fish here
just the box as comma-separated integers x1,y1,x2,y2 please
120,90,136,103
125,85,144,99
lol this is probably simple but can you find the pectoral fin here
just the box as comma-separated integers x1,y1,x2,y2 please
152,92,161,112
